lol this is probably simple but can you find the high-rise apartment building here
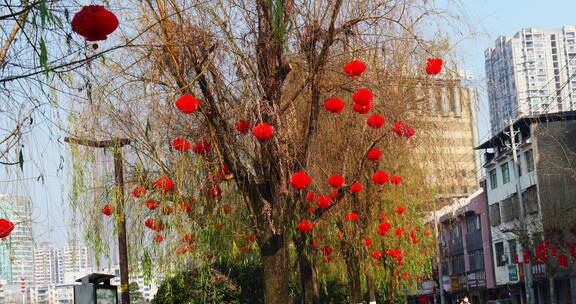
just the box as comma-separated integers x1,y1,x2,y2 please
33,242,60,287
485,26,576,134
56,240,92,282
0,195,34,285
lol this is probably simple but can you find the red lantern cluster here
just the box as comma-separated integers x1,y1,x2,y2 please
426,58,443,75
344,60,367,77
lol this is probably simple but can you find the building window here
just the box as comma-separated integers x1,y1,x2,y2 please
501,162,510,184
525,149,535,172
495,242,507,266
466,214,481,233
489,203,501,226
469,249,485,270
489,169,498,189
509,239,517,263
452,254,466,274
450,223,462,240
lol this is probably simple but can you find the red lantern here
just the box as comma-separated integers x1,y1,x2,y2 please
153,177,175,193
290,171,312,190
353,102,372,114
316,195,332,209
131,187,147,198
364,237,372,246
145,199,160,210
306,192,316,202
71,5,119,48
372,170,389,185
206,186,223,199
390,176,403,185
366,148,382,161
327,174,344,188
154,235,164,243
324,98,345,113
0,219,15,238
175,94,200,114
235,120,251,134
367,114,385,129
393,121,416,138
252,123,274,141
352,88,374,105
426,58,443,75
101,205,114,216
192,141,211,155
171,137,191,152
297,220,315,233
378,221,391,235
349,182,363,193
371,250,382,259
395,206,406,214
344,60,367,77
345,212,358,221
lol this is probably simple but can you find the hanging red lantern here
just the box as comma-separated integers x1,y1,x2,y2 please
0,219,15,238
192,141,211,155
316,195,332,209
235,120,251,134
378,221,391,235
171,137,191,152
175,94,200,114
352,88,374,105
345,212,359,221
395,206,406,214
327,174,345,188
372,170,389,185
353,102,372,114
131,187,147,198
71,6,119,49
252,123,274,141
101,205,114,216
306,192,316,202
367,148,382,161
344,60,367,77
390,176,403,185
371,250,382,259
324,98,345,113
364,237,372,246
349,182,363,193
367,114,385,129
290,171,312,190
426,58,443,75
153,177,175,193
297,220,315,233
145,199,160,210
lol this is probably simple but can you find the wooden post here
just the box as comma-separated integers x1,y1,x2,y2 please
65,137,131,304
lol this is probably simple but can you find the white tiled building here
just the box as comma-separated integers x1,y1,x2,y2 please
485,26,576,134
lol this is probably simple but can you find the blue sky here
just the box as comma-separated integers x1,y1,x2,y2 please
5,0,576,248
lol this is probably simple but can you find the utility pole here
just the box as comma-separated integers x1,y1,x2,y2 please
65,137,131,304
507,119,536,304
433,200,446,304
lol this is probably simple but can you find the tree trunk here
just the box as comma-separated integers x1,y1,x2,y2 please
345,253,362,304
260,233,290,304
366,274,376,304
297,247,320,304
550,276,557,304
